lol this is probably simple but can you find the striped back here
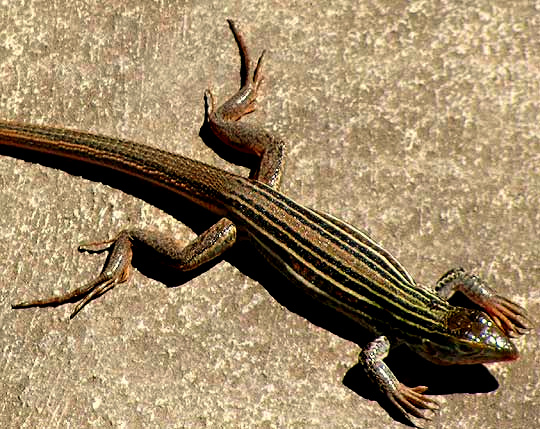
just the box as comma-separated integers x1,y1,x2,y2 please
222,178,453,344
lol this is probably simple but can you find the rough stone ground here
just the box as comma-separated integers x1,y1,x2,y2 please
1,1,538,428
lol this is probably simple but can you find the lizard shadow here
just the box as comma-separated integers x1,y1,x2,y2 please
221,238,501,427
343,351,499,426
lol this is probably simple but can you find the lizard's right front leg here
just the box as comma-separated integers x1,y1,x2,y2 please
359,336,440,423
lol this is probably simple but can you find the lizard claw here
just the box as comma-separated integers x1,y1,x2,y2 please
12,231,133,318
390,384,440,421
481,294,531,338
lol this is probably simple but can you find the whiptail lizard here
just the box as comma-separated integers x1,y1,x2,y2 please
1,20,530,424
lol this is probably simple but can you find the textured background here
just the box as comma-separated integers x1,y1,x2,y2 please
1,1,538,428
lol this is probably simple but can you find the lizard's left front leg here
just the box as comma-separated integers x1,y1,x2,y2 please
436,268,531,337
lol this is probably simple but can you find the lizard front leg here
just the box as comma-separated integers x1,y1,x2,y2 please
436,268,530,337
358,336,439,422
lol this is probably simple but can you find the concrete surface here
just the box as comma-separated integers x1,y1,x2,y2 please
1,1,538,428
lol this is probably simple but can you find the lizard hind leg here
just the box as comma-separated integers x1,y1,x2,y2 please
208,19,266,122
12,218,237,318
205,20,284,188
12,231,134,319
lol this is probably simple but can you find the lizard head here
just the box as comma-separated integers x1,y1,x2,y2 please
417,307,518,365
